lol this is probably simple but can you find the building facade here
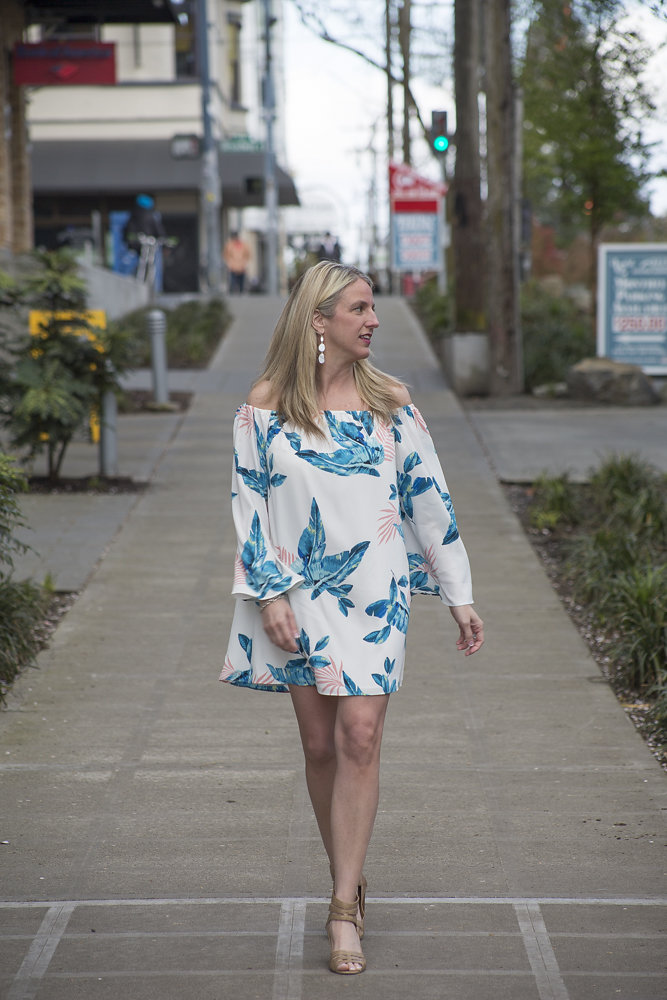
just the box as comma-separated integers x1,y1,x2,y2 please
24,0,297,292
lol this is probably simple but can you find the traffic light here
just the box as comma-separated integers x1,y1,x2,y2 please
430,110,449,155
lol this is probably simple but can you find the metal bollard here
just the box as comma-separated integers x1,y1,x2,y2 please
146,308,169,405
99,389,118,477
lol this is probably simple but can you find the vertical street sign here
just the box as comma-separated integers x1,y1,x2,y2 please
598,244,667,375
389,162,447,275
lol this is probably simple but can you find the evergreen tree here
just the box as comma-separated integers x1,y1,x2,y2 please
521,0,654,288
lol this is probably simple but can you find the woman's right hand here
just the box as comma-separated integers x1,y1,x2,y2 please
260,597,300,653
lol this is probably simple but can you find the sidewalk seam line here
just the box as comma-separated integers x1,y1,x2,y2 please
7,901,75,1000
514,901,570,1000
1,895,666,907
273,899,305,1000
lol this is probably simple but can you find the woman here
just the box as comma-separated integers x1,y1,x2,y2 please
221,261,484,975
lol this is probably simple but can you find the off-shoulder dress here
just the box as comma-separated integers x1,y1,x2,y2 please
221,404,473,696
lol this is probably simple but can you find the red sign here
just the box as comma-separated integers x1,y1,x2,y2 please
389,162,446,213
13,41,116,86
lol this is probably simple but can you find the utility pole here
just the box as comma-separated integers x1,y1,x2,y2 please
197,0,223,293
262,0,279,295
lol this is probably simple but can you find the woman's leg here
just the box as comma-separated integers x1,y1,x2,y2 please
289,685,338,866
329,694,389,895
290,686,390,971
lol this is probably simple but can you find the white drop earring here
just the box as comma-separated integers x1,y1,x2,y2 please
318,332,325,364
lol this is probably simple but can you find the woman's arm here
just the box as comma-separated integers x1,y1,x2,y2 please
448,604,484,656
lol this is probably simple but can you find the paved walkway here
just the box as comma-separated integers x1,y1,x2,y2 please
1,297,665,999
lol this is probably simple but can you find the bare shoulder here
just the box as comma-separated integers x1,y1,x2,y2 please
246,379,279,409
389,381,412,408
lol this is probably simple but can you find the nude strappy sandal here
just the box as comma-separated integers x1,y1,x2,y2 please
326,894,366,975
329,865,367,939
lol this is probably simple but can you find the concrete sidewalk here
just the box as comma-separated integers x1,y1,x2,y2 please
1,297,665,1000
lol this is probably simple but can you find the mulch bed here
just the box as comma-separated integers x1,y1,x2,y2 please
503,483,666,771
35,592,79,652
28,476,148,495
119,389,192,413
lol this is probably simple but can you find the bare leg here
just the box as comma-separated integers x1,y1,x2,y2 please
328,695,389,968
289,685,338,865
289,686,390,972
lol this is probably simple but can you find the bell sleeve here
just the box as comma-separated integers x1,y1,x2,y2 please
392,404,474,607
230,405,304,601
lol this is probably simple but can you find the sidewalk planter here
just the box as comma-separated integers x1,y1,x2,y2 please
442,331,490,396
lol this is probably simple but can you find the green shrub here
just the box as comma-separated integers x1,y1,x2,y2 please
605,565,667,691
0,453,30,573
529,472,580,531
568,528,640,606
0,250,135,481
0,452,51,705
528,455,667,753
411,278,451,353
0,578,51,705
108,297,230,369
646,681,667,738
521,280,593,389
589,454,667,539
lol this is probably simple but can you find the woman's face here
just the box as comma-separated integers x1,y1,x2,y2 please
315,278,379,366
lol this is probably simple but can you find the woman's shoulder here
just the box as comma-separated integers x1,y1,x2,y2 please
388,381,412,408
245,379,279,410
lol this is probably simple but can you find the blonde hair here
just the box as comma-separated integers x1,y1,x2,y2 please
255,261,404,437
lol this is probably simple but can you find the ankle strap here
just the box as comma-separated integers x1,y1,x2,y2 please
327,894,361,928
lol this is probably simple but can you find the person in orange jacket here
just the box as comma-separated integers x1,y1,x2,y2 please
223,232,251,294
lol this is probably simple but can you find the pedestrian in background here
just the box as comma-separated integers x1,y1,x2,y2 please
123,193,165,252
223,231,250,294
221,261,484,975
317,231,342,263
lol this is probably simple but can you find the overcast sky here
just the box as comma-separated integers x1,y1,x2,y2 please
280,2,667,270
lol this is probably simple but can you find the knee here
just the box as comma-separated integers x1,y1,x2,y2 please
302,733,336,769
336,717,382,768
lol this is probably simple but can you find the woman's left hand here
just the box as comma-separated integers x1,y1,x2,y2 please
449,604,484,656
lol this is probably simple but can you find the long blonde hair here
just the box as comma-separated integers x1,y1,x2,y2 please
256,261,404,437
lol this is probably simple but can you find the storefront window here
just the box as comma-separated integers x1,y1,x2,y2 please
175,0,197,79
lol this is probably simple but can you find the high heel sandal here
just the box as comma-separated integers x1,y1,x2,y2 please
357,874,367,939
326,894,366,975
329,865,367,940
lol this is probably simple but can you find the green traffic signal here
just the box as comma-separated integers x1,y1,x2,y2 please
430,110,449,156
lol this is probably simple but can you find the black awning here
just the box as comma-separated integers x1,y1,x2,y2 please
24,1,181,25
30,139,299,208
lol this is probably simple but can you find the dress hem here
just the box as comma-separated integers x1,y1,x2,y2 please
219,676,402,696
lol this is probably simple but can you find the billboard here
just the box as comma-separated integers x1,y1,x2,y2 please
13,42,116,86
598,243,667,375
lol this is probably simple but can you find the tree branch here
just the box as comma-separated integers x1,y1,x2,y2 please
290,0,429,141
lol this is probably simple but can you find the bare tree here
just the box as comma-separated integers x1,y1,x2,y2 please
291,0,430,145
483,0,522,393
386,0,395,161
398,0,412,164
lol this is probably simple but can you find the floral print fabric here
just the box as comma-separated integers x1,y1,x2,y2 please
221,404,473,695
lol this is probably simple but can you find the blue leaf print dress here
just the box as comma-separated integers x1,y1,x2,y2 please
221,404,473,695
